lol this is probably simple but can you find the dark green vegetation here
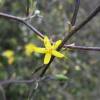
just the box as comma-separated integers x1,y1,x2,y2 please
0,0,100,100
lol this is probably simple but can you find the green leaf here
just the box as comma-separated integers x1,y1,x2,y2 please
54,74,68,81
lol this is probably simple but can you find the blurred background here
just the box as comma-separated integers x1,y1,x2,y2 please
0,0,100,100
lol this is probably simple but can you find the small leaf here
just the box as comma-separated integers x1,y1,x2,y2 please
54,74,68,81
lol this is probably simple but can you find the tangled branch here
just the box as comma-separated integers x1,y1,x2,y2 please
40,4,100,77
0,1,100,84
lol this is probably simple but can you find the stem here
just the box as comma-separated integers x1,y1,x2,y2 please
64,45,100,51
26,0,30,16
71,0,80,26
0,12,44,38
0,79,35,85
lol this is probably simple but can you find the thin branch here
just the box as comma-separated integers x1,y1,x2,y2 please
71,0,80,26
0,79,35,85
26,0,30,16
23,14,36,21
33,64,44,74
58,5,100,50
0,86,6,100
64,45,100,51
0,12,24,21
0,12,44,38
40,5,100,77
0,75,53,85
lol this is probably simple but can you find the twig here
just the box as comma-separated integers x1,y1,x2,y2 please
64,45,100,51
71,0,80,26
33,64,44,74
23,14,36,21
0,12,44,38
0,75,53,85
26,0,30,16
0,79,35,85
40,4,100,77
0,86,6,100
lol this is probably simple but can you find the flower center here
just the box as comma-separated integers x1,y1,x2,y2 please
45,48,52,54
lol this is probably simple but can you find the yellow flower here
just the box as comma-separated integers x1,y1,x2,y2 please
25,43,37,56
2,50,14,64
35,36,64,64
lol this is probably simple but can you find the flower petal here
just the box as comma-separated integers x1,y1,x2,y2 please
44,53,51,64
44,36,51,48
52,50,64,58
53,40,62,49
35,48,46,53
2,50,14,58
8,57,14,65
25,50,33,56
25,43,36,56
